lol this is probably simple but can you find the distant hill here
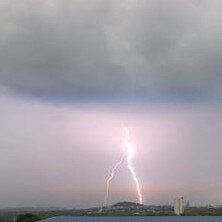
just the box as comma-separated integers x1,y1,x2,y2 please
111,201,143,209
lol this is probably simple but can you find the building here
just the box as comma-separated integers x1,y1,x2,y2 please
174,196,184,216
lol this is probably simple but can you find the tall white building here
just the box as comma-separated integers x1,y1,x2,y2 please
174,196,184,216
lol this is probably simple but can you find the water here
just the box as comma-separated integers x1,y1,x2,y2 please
41,216,222,222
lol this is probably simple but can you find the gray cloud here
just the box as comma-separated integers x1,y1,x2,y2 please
0,0,222,99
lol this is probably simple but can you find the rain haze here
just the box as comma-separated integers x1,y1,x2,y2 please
1,0,222,209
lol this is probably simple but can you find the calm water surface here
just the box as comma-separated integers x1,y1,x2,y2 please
41,216,222,222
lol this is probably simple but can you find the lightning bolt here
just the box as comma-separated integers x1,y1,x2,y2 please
104,154,125,206
104,127,143,206
124,127,143,205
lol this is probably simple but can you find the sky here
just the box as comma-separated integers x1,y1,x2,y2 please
1,0,222,208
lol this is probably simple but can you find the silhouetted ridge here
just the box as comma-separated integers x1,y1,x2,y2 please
112,201,143,208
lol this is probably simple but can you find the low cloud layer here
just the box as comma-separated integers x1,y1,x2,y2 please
1,0,222,99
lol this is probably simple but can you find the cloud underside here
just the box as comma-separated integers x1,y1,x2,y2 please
1,0,222,99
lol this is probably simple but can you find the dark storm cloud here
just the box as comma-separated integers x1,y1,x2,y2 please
0,0,222,99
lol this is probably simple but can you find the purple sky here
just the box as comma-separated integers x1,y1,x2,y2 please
1,0,222,208
0,93,222,208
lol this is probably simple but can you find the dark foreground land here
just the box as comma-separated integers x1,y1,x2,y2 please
1,202,222,222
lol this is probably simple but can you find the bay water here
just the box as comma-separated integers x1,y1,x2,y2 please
41,216,222,222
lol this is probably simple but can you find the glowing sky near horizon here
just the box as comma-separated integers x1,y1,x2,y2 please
1,94,222,208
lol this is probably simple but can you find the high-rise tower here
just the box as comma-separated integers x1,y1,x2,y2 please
174,196,184,216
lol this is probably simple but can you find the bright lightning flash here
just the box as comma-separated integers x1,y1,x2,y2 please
104,154,125,206
124,127,143,205
104,127,143,206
